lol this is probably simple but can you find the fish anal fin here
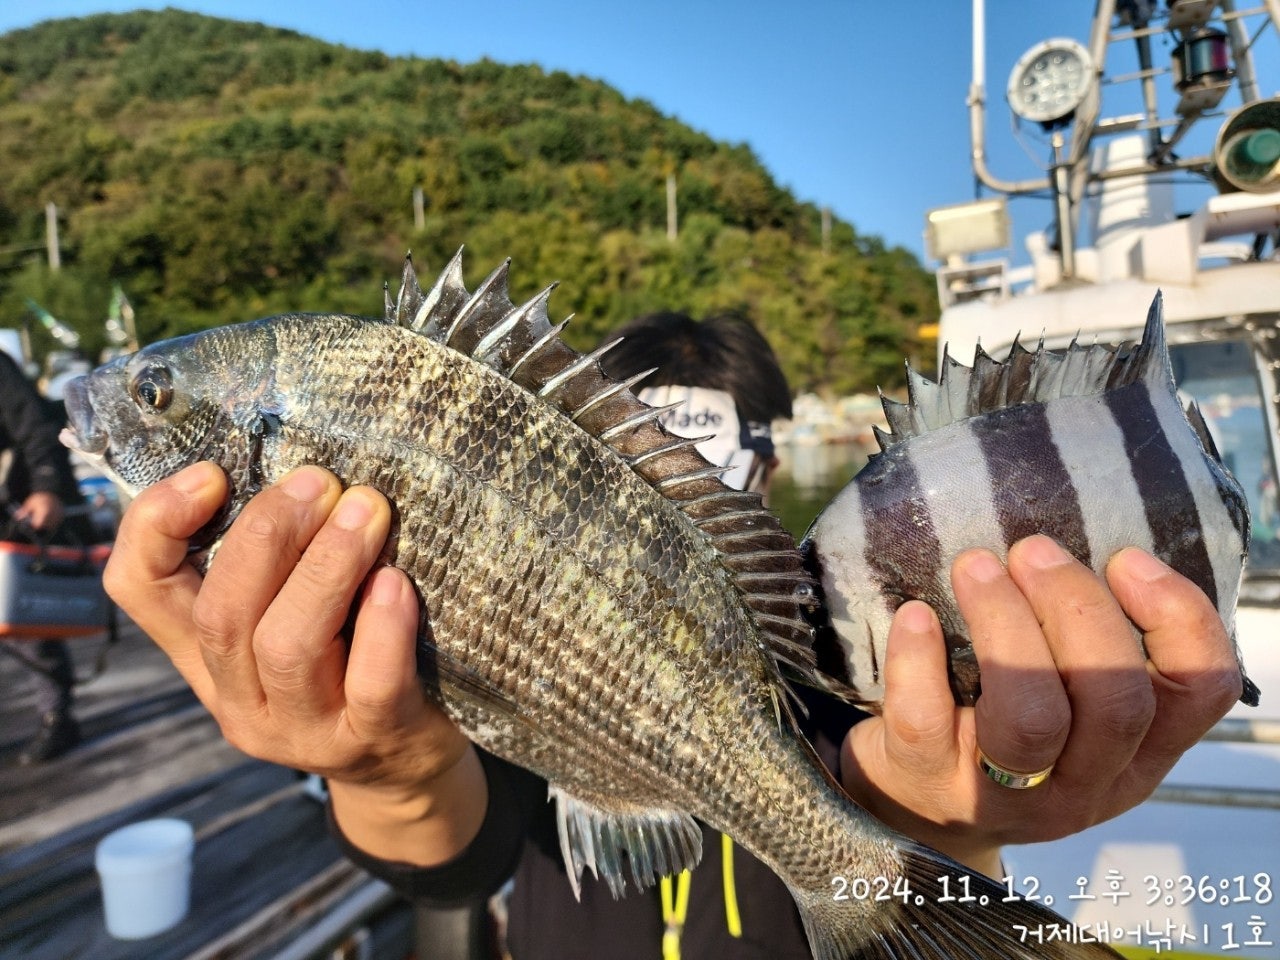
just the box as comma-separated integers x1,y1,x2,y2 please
548,784,703,901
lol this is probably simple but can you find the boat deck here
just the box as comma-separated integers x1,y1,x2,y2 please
0,618,414,959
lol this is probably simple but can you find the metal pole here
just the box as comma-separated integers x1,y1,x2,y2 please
973,0,985,97
1066,0,1118,206
1221,0,1262,104
270,882,399,960
1151,784,1280,810
1135,33,1163,158
1149,116,1198,166
968,0,1052,195
1051,131,1076,280
1202,717,1280,744
45,202,60,271
1091,152,1213,179
1086,0,1119,96
666,172,678,242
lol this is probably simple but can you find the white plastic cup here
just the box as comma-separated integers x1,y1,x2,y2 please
94,818,195,939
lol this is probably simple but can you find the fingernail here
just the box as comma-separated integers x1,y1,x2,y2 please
1018,535,1073,570
896,600,938,634
958,550,1006,584
368,568,403,607
333,489,376,530
171,462,216,494
279,467,327,503
1116,547,1170,583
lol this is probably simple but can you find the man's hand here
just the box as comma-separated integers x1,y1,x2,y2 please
839,535,1242,876
105,462,486,865
15,491,64,531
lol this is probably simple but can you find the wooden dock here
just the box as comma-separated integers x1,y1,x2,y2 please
0,617,416,959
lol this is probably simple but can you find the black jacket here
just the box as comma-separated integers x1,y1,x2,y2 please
0,350,86,532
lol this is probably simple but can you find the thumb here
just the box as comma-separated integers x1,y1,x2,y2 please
345,566,435,732
842,600,958,800
878,600,960,773
346,565,471,779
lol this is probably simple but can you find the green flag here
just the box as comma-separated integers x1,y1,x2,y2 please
24,298,80,349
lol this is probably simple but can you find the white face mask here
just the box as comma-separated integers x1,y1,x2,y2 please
638,386,755,491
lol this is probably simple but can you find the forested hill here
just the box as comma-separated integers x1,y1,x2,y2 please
0,9,935,394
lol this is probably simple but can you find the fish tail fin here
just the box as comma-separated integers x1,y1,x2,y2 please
791,839,1124,960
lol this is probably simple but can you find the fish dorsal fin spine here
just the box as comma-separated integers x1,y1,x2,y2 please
413,247,469,335
394,252,821,686
475,284,557,367
389,253,424,326
442,258,512,347
539,338,624,400
574,369,657,426
1185,399,1222,460
876,291,1179,453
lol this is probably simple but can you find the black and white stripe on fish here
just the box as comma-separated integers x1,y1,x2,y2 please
803,293,1259,710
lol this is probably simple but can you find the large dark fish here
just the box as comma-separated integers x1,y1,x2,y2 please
62,252,1222,960
803,295,1258,711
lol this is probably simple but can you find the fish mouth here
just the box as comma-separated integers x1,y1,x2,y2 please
59,376,109,457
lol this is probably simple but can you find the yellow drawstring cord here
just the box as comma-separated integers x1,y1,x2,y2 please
721,833,742,937
659,835,743,960
660,870,691,960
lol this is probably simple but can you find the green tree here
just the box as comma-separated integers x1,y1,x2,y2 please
0,10,936,393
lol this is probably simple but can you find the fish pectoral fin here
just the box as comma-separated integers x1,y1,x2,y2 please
548,784,703,902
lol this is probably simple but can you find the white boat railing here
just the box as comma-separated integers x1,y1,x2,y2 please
1149,718,1280,810
1202,718,1280,745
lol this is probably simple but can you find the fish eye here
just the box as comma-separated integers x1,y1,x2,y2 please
130,365,174,413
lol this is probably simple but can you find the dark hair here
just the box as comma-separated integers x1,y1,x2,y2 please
599,311,792,422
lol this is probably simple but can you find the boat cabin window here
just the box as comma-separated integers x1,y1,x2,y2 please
1170,338,1280,575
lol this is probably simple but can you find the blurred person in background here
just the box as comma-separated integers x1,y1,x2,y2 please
1,348,92,764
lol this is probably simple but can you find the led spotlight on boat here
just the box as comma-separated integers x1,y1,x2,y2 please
1006,38,1095,129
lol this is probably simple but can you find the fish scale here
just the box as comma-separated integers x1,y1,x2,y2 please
61,250,1195,959
262,318,776,816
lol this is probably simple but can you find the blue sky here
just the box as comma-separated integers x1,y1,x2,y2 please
2,2,1274,267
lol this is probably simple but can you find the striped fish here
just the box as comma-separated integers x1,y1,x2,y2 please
802,294,1259,710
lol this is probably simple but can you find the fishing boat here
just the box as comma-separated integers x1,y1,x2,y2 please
924,2,1280,956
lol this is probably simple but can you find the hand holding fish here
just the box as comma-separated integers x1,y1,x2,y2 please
105,461,488,866
839,535,1243,876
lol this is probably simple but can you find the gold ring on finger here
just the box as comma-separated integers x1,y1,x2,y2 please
977,746,1054,790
